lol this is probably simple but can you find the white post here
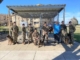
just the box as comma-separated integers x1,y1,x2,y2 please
63,8,65,23
26,18,28,27
15,13,16,22
30,18,31,24
8,9,10,35
57,13,59,22
40,13,42,35
30,15,33,25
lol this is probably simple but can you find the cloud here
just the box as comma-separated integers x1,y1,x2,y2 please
77,12,80,16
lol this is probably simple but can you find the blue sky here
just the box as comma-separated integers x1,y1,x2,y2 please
0,0,80,24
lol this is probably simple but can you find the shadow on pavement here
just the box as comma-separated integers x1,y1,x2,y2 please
0,32,8,42
52,42,80,60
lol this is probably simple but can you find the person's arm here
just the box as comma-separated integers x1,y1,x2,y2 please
32,32,34,37
37,32,40,39
27,27,29,32
72,25,76,32
22,27,23,31
22,27,24,32
65,25,67,32
59,25,61,33
42,26,44,35
53,24,54,31
11,26,13,31
13,26,15,33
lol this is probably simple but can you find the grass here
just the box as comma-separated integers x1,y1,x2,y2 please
0,26,9,31
0,26,9,34
74,25,80,43
74,33,80,42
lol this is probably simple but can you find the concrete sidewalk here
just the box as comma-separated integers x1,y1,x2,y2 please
0,33,80,60
0,40,80,60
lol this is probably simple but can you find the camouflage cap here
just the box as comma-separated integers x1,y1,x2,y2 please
22,24,25,25
62,21,64,23
69,21,71,23
44,22,46,24
14,22,16,23
34,28,37,30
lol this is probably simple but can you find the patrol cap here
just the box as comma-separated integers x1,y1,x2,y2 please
14,22,16,23
44,22,46,24
34,28,37,30
69,21,71,23
22,24,25,25
62,21,64,23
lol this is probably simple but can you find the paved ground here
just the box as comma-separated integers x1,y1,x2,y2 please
0,34,80,60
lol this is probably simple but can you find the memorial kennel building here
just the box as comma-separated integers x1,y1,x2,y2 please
7,4,66,33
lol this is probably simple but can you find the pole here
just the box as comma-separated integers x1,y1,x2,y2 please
30,15,33,25
40,13,42,35
63,8,65,23
8,9,10,35
57,13,59,22
26,18,28,27
15,13,16,22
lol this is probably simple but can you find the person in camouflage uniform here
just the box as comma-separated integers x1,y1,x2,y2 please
69,21,76,44
32,28,40,47
22,24,26,45
42,22,49,44
61,21,67,43
27,23,34,44
12,22,19,44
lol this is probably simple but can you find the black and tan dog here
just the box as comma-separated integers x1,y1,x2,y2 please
6,35,13,45
65,33,70,44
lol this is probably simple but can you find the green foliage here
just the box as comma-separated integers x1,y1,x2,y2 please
74,33,80,43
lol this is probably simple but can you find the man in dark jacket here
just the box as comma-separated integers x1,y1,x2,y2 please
42,22,49,44
61,21,67,43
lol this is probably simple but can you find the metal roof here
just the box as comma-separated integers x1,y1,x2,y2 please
7,4,66,18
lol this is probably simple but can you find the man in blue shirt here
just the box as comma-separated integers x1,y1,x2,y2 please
53,21,61,44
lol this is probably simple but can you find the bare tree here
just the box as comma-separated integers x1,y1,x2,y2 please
71,17,78,25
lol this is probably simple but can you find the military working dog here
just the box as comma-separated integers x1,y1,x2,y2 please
65,33,71,44
6,35,13,45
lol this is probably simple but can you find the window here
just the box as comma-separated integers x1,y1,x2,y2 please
34,22,39,25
